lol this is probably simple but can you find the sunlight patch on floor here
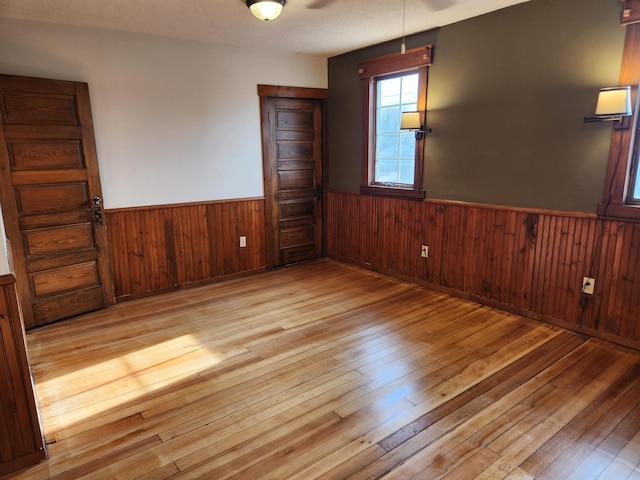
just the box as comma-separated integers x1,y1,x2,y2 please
35,334,222,433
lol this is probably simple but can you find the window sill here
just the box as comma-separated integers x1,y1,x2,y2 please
597,203,640,223
360,185,425,200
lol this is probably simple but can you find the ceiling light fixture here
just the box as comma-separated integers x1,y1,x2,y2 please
246,0,286,21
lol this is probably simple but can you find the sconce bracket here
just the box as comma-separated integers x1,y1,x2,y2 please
413,127,433,139
583,115,630,129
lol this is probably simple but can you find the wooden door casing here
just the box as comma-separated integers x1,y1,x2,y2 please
0,74,114,329
259,86,327,268
0,274,46,475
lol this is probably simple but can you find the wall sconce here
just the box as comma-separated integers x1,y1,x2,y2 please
246,0,286,21
400,111,431,139
584,86,632,129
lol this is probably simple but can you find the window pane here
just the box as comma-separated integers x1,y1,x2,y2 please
398,160,415,184
376,133,399,159
401,75,419,104
399,131,415,158
378,77,401,107
378,106,400,133
401,103,418,114
633,149,640,200
376,159,399,183
374,72,419,185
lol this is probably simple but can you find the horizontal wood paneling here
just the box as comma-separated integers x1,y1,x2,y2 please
327,191,640,348
105,199,266,301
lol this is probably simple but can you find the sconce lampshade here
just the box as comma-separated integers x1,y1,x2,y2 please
584,85,633,129
595,86,632,117
400,111,422,130
246,0,286,21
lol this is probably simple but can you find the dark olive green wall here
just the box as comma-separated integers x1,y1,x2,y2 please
328,0,626,212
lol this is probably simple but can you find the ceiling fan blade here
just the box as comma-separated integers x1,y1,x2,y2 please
305,0,338,9
421,0,455,11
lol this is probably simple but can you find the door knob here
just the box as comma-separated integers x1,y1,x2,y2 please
91,196,103,226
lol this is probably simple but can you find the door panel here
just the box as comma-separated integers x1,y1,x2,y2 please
16,183,89,214
24,224,95,256
280,225,316,251
3,93,78,124
277,141,314,159
32,287,105,325
0,74,114,329
279,199,315,219
32,262,99,296
265,96,324,267
277,170,315,190
10,141,84,170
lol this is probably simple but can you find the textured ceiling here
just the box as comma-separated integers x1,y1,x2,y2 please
0,0,531,57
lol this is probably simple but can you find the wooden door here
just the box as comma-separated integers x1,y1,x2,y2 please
260,88,326,268
0,74,114,329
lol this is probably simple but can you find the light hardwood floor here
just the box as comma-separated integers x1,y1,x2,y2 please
4,259,640,479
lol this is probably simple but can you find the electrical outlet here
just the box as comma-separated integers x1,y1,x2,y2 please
582,276,595,295
240,236,247,248
421,245,429,258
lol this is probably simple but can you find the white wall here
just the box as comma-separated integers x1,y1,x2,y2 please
0,18,328,209
0,205,10,275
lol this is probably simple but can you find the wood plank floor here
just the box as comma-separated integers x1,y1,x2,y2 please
4,259,640,479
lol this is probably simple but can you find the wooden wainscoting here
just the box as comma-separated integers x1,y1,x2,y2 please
105,198,266,301
327,191,640,349
0,275,46,475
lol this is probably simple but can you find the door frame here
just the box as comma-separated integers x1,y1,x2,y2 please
257,85,328,270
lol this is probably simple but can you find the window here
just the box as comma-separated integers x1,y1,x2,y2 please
629,123,640,205
598,18,640,221
359,46,432,200
375,73,419,185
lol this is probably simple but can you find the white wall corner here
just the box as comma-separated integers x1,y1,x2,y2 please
0,203,12,276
